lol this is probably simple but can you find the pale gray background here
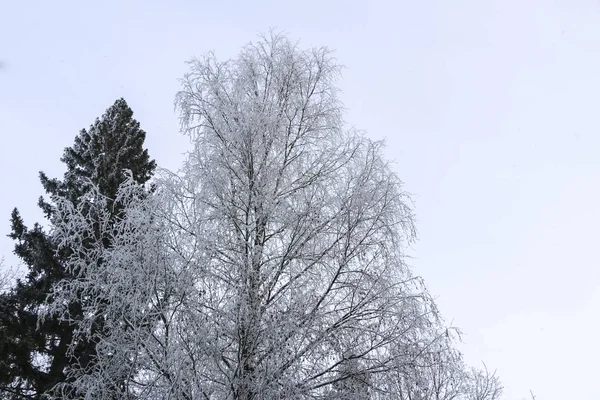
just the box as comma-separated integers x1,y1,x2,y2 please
2,1,599,398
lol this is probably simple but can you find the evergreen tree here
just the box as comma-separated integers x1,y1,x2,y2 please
0,98,156,399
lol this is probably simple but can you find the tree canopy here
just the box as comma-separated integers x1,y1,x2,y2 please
38,34,504,400
1,34,509,400
0,98,156,400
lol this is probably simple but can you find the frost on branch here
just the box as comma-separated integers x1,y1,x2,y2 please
43,33,503,399
43,173,178,399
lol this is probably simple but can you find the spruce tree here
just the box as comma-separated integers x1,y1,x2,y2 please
0,98,156,399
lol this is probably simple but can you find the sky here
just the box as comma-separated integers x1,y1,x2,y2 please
1,1,599,398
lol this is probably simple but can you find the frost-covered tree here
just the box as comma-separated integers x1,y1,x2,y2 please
465,365,503,400
390,331,466,400
389,331,503,400
43,175,192,399
43,34,451,400
0,98,155,400
43,34,513,400
172,33,438,398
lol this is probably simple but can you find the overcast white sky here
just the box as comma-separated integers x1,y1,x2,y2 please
2,1,599,398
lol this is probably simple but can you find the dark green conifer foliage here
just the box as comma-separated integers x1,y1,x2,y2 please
0,98,156,399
